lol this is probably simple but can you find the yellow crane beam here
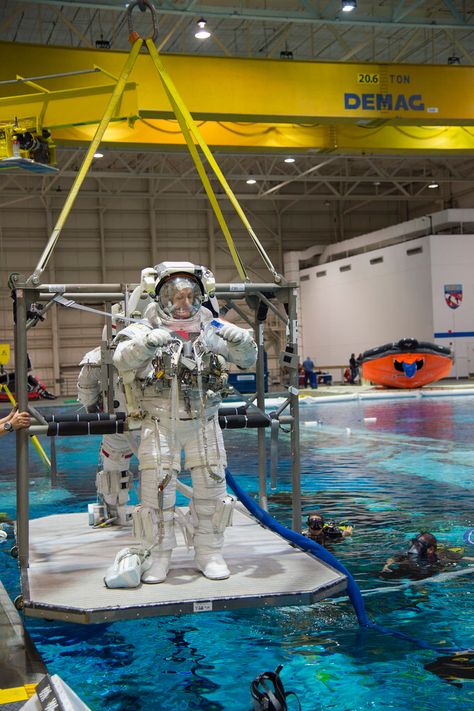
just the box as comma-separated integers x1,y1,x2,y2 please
49,120,474,155
1,42,474,154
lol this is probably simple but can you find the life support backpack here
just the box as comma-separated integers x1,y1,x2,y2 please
250,665,301,711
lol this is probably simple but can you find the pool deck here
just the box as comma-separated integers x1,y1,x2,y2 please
297,378,474,400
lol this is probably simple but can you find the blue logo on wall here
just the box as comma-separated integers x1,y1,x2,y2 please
463,528,474,546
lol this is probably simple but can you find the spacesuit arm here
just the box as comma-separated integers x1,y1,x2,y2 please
77,346,102,408
113,324,171,381
202,317,257,369
223,334,257,369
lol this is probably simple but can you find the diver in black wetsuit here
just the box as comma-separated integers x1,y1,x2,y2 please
303,512,353,547
380,532,471,581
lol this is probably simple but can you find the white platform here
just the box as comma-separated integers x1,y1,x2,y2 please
21,507,347,623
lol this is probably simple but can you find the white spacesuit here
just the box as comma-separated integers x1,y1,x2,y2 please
77,345,136,526
113,261,257,583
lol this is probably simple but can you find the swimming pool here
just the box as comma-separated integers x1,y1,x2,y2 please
1,395,473,710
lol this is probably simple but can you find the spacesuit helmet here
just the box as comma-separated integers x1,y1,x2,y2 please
152,262,216,321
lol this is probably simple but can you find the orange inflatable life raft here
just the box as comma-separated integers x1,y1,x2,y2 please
361,338,452,389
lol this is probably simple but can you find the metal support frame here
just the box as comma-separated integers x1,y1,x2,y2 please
11,276,301,597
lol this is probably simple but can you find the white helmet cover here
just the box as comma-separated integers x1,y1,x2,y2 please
152,261,216,321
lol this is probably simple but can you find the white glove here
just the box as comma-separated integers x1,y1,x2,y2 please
145,328,172,349
218,323,251,345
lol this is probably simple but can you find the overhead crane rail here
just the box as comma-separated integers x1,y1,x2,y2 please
2,1,474,156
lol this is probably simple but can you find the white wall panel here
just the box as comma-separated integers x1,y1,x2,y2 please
300,237,433,367
431,234,474,378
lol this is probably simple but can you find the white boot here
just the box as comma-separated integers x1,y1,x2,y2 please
195,551,230,580
141,550,172,584
189,478,233,581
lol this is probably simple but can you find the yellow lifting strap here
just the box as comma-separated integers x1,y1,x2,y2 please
0,383,51,470
162,83,248,281
145,37,281,283
29,36,145,284
29,0,280,285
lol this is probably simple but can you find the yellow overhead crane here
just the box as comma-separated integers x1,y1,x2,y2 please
1,34,474,156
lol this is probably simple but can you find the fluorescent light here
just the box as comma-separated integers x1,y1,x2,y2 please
246,178,257,185
93,152,104,158
428,181,439,189
341,0,356,11
195,18,210,39
284,157,295,163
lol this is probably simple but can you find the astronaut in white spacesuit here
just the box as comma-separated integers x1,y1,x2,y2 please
113,262,257,583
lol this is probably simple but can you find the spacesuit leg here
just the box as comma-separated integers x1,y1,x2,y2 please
189,466,232,579
133,419,179,583
133,466,177,583
186,417,233,580
96,434,134,525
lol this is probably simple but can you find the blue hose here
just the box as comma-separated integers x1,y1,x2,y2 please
225,469,369,627
226,469,468,654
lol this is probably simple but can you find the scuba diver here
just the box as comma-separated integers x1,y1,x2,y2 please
425,651,474,687
303,511,353,546
380,532,473,580
111,261,257,585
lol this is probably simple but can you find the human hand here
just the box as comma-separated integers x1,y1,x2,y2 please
217,323,252,345
145,328,172,349
10,410,30,430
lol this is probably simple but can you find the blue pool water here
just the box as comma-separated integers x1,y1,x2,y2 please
1,395,474,710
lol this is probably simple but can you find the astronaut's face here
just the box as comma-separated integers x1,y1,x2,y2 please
172,286,195,319
157,275,202,320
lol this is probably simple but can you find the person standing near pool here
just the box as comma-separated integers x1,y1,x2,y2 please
302,355,315,388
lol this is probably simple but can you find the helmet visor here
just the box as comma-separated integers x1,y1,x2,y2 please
156,276,202,320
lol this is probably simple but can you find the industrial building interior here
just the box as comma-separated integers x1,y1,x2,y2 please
1,3,474,710
0,0,473,392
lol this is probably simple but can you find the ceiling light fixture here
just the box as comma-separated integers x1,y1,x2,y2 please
246,178,257,185
428,181,439,189
284,157,295,163
341,0,357,12
95,34,110,50
195,18,211,40
93,152,104,159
